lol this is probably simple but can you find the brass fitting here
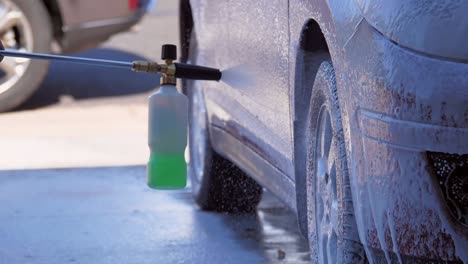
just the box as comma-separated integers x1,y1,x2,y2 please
160,59,177,85
131,61,161,73
160,75,176,85
160,63,176,76
132,60,177,85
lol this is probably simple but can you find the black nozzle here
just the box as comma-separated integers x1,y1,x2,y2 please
174,63,222,81
161,44,177,61
162,43,221,81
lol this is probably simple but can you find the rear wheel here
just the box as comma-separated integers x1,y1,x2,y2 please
0,0,51,112
305,53,366,263
188,81,262,213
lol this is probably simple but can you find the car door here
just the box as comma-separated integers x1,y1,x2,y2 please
56,0,135,25
205,0,293,178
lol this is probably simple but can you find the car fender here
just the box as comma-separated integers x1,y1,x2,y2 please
355,0,468,61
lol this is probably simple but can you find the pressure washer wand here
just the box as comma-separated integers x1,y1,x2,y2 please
0,49,133,69
0,42,222,81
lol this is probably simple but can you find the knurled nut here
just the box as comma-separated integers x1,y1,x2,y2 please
160,75,176,85
132,61,161,73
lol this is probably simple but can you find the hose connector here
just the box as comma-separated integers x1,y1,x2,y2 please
132,61,161,73
132,44,222,83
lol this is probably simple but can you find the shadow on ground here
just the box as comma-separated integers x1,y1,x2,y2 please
19,48,161,110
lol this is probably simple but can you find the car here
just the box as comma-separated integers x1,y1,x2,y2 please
180,0,468,263
0,0,152,112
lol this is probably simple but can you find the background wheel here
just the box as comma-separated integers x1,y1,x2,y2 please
0,0,51,112
305,53,366,263
186,27,262,213
188,82,262,213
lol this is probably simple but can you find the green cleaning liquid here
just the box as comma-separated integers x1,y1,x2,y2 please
147,84,188,190
147,153,186,189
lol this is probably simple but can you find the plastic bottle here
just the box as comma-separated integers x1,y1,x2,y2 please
147,84,188,189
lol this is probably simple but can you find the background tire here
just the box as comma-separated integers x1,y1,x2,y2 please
188,82,262,213
0,0,52,112
305,53,366,263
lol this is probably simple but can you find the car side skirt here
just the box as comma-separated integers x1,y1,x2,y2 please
209,125,297,212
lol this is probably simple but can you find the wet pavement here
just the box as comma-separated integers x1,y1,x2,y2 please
0,166,310,264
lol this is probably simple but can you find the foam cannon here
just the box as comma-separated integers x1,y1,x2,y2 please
0,42,222,190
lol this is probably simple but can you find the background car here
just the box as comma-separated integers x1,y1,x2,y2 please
0,0,151,112
181,0,468,263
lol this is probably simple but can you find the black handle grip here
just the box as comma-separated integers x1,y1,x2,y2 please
174,63,221,81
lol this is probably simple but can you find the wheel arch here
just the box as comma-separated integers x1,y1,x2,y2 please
179,0,193,64
41,0,64,41
293,18,330,238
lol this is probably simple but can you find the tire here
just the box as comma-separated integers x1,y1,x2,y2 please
0,0,52,112
305,53,366,263
188,81,262,213
187,28,262,213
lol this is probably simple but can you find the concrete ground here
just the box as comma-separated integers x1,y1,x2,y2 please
0,167,310,264
0,0,310,263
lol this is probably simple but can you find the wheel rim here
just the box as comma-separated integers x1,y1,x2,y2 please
190,83,208,183
315,105,339,264
0,0,33,95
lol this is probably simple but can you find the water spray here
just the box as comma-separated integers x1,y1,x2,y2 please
0,42,221,190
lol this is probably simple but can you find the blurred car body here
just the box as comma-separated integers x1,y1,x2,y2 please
0,0,151,112
55,0,151,53
181,0,468,263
